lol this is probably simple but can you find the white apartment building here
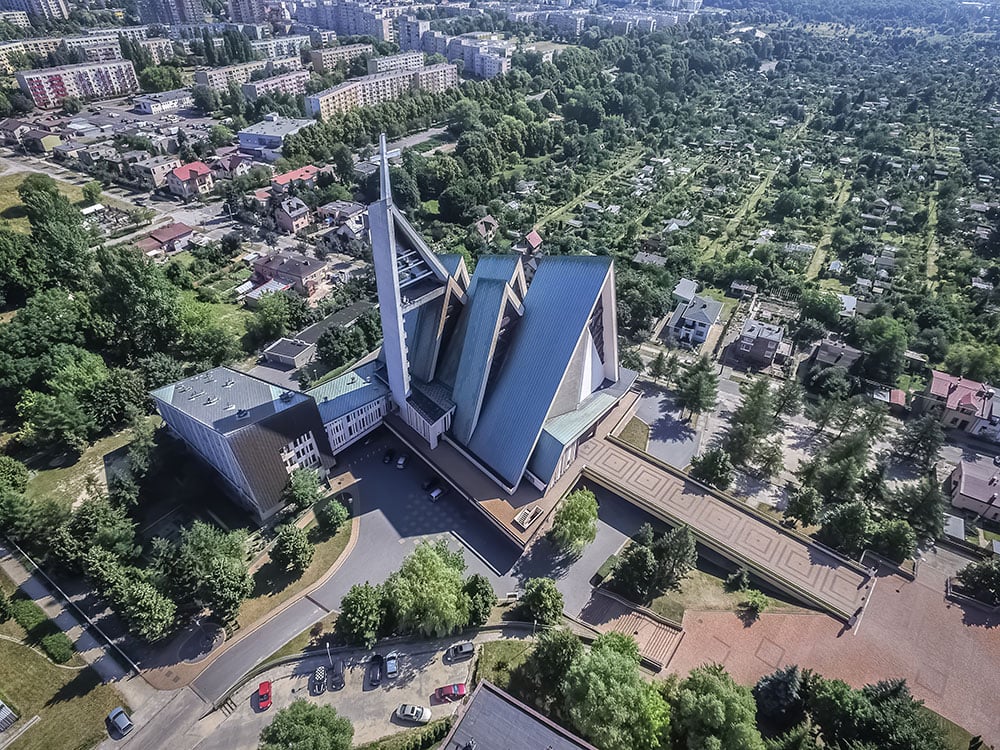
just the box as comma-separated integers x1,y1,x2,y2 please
241,69,310,100
305,63,457,120
301,0,395,42
193,56,300,90
63,37,124,63
366,50,422,75
0,10,29,25
140,38,175,64
0,0,67,21
0,37,59,74
250,34,311,60
16,60,139,109
309,42,372,73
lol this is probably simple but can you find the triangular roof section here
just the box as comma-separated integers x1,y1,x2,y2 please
465,255,613,488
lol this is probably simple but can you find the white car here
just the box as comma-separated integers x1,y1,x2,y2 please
395,704,431,724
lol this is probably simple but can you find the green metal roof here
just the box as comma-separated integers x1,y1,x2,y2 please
307,361,389,423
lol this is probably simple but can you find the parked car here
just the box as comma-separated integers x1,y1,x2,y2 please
369,654,383,686
312,666,327,693
446,642,475,662
385,651,399,678
330,659,345,690
257,681,272,710
435,683,467,702
107,707,133,737
396,453,409,469
428,487,446,502
395,704,431,724
382,449,396,464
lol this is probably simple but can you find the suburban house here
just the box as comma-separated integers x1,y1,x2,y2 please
167,161,214,199
0,117,31,146
922,370,1000,441
150,367,335,524
811,338,862,372
131,155,181,189
253,249,329,295
666,294,723,346
22,129,61,153
212,153,253,180
735,318,784,367
271,164,321,192
441,680,597,750
473,214,499,242
319,200,367,241
949,459,1000,521
134,222,195,258
275,197,311,234
672,277,698,304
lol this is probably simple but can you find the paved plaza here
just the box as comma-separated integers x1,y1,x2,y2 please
578,438,872,619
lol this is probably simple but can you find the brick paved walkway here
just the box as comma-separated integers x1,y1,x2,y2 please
578,439,871,619
579,590,683,668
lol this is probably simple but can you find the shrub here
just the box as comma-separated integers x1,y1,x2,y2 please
725,567,750,592
740,589,769,621
593,553,619,585
10,597,47,633
0,590,10,622
316,498,350,535
40,632,74,663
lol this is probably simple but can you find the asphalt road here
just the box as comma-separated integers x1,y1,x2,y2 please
191,431,522,704
633,382,700,469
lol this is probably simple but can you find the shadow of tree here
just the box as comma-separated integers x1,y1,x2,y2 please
46,668,102,707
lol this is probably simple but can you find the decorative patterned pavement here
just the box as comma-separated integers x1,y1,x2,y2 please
578,439,872,620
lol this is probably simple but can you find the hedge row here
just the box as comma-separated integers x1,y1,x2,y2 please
9,597,75,664
354,717,453,750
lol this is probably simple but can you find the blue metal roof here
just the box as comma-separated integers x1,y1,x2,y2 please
466,256,612,488
307,361,389,423
466,255,521,298
437,253,466,279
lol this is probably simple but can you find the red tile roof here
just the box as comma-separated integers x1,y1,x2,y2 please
928,370,994,418
525,229,542,250
149,222,194,245
272,164,319,186
171,161,211,181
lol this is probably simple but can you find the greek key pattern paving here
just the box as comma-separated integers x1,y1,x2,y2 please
579,439,870,618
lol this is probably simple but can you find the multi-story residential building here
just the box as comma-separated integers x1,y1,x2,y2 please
131,154,181,189
0,0,66,21
241,69,310,101
275,197,312,234
0,9,28,24
734,318,784,367
138,0,204,26
134,89,194,114
397,15,428,51
229,0,265,23
167,161,214,198
308,29,338,47
63,37,125,63
396,20,511,79
237,113,314,161
151,367,335,524
366,50,422,75
253,249,329,294
250,34,312,60
193,56,301,91
305,62,457,119
139,38,175,64
0,37,59,74
309,42,372,73
16,61,139,109
301,0,395,42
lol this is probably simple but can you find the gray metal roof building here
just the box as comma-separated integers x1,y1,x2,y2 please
441,681,597,750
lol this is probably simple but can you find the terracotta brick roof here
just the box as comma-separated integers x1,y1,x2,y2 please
170,161,211,181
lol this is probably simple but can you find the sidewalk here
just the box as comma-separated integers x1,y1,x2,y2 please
0,543,157,712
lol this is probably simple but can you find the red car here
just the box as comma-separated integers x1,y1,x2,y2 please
435,683,467,702
257,681,272,710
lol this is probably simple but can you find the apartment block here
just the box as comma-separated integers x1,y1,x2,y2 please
250,34,311,60
63,37,124,63
305,62,457,120
397,15,428,51
366,50,422,75
0,38,59,74
309,43,372,73
301,0,395,42
396,19,511,80
229,0,265,23
241,69,310,101
193,56,300,90
16,60,139,109
140,37,175,64
0,0,67,20
138,0,204,26
0,10,29,25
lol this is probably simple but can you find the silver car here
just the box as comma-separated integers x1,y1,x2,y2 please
395,704,431,724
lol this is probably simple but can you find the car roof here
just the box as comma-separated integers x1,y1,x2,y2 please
259,680,271,688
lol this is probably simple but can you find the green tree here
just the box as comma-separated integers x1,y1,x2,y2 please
753,665,806,731
384,540,469,637
315,497,349,535
773,378,803,420
520,627,582,713
613,542,657,601
956,558,1000,606
248,292,291,344
271,524,314,573
784,486,822,527
852,316,909,384
0,456,28,494
677,356,719,419
463,574,495,627
652,524,698,590
669,664,766,750
895,414,945,468
690,447,733,490
161,521,252,621
116,578,176,641
282,468,322,513
756,440,785,479
869,519,917,563
550,487,599,554
139,64,184,92
798,289,841,328
739,589,769,621
260,700,353,750
61,95,83,114
336,582,383,648
817,501,870,557
82,180,102,206
0,589,10,623
519,577,563,625
888,477,944,541
562,641,670,750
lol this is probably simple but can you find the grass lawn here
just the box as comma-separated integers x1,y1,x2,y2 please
472,639,532,692
236,518,353,630
922,706,974,748
179,291,252,339
264,612,339,664
0,639,125,750
0,568,27,641
0,173,128,234
648,556,812,623
618,417,649,451
817,277,849,294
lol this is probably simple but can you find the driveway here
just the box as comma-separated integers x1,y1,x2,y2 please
191,431,522,705
633,382,700,469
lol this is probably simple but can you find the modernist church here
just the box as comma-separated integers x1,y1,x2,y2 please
153,136,634,522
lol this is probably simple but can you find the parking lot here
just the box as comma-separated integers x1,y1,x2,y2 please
195,640,483,749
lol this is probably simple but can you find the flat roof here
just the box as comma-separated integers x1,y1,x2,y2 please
239,116,313,139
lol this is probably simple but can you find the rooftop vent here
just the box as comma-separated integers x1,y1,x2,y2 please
279,391,294,402
205,396,219,406
236,409,250,420
188,390,206,400
223,379,235,388
223,403,236,411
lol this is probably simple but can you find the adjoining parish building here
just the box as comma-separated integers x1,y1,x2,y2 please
151,368,335,524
